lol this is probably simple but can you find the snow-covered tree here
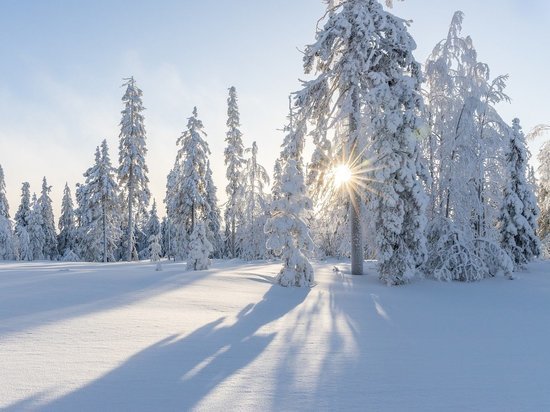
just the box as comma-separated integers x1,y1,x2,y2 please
422,11,513,281
38,177,58,260
205,163,223,257
118,77,151,261
15,182,31,231
161,216,177,260
166,107,218,259
28,194,45,260
224,86,246,258
143,200,160,238
80,141,122,262
140,199,161,259
240,141,270,260
14,182,32,260
498,119,540,267
537,139,550,256
149,233,162,271
296,0,427,283
57,183,79,260
0,165,14,260
187,221,213,271
265,104,314,287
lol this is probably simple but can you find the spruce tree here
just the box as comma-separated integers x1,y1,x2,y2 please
187,221,213,270
38,177,58,260
28,194,45,260
58,183,78,260
81,141,122,262
265,104,314,287
140,200,161,259
538,140,550,243
15,182,31,230
224,86,246,258
499,119,540,267
168,107,218,259
296,0,427,283
0,165,14,260
241,141,270,260
118,77,151,261
14,182,32,260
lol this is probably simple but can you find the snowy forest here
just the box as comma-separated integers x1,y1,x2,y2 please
1,2,549,288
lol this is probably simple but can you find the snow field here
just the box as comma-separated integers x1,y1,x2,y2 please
1,259,550,411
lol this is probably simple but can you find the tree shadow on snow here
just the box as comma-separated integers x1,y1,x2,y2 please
14,284,309,411
0,261,213,337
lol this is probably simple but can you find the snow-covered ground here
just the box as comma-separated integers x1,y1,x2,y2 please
1,259,549,411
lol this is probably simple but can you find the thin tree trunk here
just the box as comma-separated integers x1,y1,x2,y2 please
231,217,235,258
127,167,134,262
103,201,107,263
350,87,363,275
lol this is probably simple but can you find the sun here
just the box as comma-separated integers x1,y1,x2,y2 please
333,164,352,188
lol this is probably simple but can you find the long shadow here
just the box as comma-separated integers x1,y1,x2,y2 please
0,261,214,337
12,284,309,411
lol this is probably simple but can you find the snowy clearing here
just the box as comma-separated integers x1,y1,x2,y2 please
1,259,550,411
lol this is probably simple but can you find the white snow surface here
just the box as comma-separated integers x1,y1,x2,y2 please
1,259,550,411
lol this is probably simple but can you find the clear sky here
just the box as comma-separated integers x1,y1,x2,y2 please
1,0,549,219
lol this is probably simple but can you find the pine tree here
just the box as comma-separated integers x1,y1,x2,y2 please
224,86,246,258
118,77,151,261
240,141,270,260
296,0,427,283
38,177,58,260
499,119,541,267
187,221,213,270
57,183,79,260
265,103,314,287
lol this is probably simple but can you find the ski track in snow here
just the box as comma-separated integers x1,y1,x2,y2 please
1,259,550,411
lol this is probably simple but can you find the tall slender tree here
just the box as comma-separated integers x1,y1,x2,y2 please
167,107,217,259
81,141,122,262
265,102,314,287
224,86,246,258
296,0,427,283
240,141,270,260
14,182,32,260
118,77,151,261
499,119,540,267
28,194,45,260
38,177,58,260
537,139,550,256
58,183,78,259
0,165,14,259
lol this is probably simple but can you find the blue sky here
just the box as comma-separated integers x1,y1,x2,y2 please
0,0,549,217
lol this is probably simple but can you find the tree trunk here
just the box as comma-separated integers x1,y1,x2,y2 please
350,191,363,275
127,167,134,262
231,217,236,258
350,87,363,275
103,201,107,263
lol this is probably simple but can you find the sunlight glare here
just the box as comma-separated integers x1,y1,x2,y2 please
334,164,352,188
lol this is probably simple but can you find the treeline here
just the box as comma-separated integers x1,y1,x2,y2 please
1,2,550,287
